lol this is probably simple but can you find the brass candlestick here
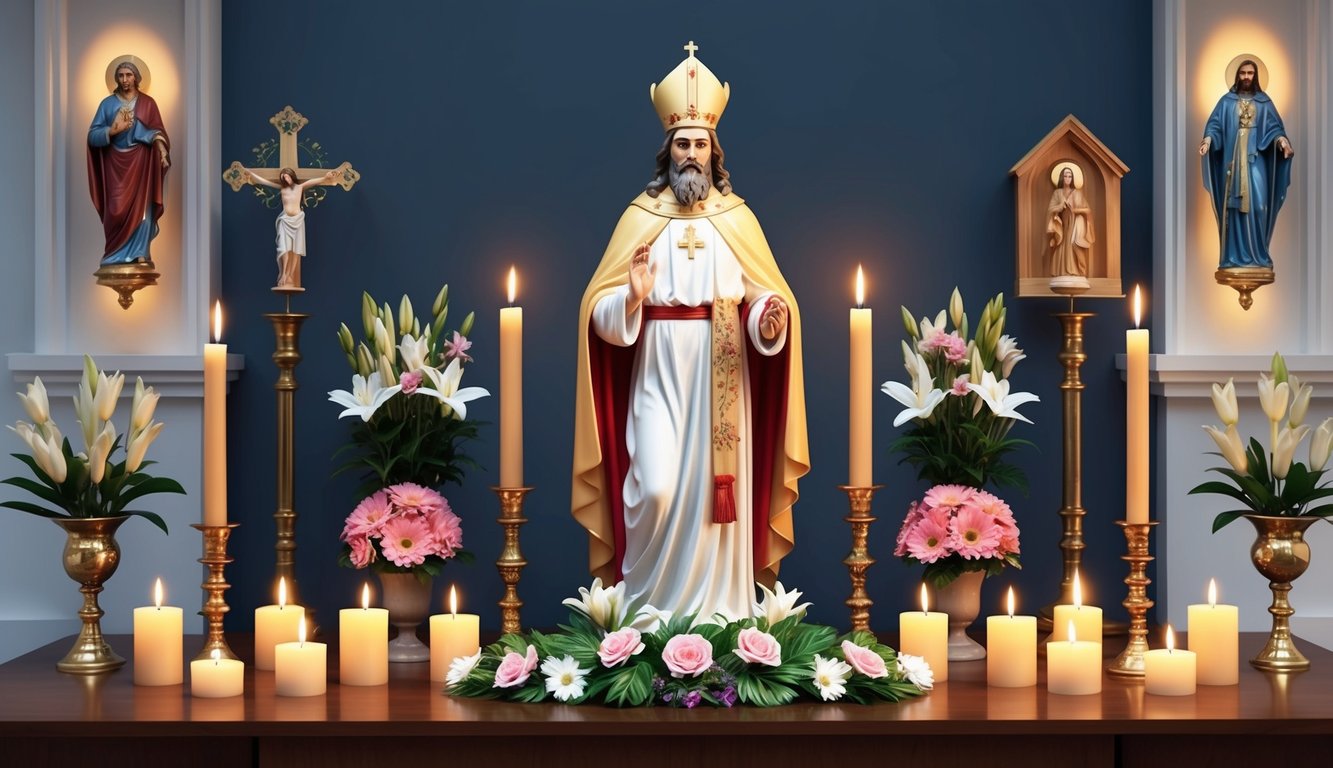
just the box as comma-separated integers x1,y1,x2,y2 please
192,523,240,661
840,485,882,632
494,486,532,636
266,312,309,619
1107,520,1156,677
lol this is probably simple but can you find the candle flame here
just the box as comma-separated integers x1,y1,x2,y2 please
278,577,287,609
1068,620,1077,644
507,267,517,304
1007,586,1015,618
920,583,929,614
1208,578,1217,608
212,301,224,343
362,583,371,610
1073,570,1082,609
298,618,307,646
855,265,865,307
450,584,458,616
154,577,163,609
211,648,221,665
1165,624,1175,652
1132,285,1142,328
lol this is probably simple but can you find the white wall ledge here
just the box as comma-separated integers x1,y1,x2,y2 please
1112,353,1333,397
7,352,244,397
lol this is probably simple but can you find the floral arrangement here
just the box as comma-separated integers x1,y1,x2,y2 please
1190,352,1333,531
881,288,1036,586
2,356,181,532
446,580,932,707
329,286,488,577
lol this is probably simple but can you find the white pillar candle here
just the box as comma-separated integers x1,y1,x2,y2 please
1047,621,1101,695
275,619,326,697
987,587,1036,687
430,585,481,683
340,583,389,686
499,267,523,487
1050,571,1103,644
1145,625,1197,696
203,301,228,527
1187,579,1239,686
1126,286,1149,524
133,578,183,686
254,577,305,671
899,583,948,682
849,266,872,487
191,649,244,698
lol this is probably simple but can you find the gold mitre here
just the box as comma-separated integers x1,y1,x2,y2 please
650,41,730,133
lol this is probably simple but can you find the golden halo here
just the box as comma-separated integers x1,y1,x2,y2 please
105,55,152,93
1050,161,1084,189
1224,54,1267,91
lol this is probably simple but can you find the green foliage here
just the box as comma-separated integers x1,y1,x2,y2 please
1190,437,1333,532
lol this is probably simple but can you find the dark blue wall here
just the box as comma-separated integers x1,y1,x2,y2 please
221,0,1153,632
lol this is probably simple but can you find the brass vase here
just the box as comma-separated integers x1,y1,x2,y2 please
53,516,129,674
1245,513,1318,672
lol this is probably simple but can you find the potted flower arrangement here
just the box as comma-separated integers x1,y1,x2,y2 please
328,285,488,661
3,355,182,672
446,580,933,707
881,288,1036,659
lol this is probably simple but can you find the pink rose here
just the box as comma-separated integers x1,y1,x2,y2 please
492,645,539,688
597,627,645,668
399,370,423,395
661,634,713,678
347,536,376,568
733,627,782,667
841,640,888,679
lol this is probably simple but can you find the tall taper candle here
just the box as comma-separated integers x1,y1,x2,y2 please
203,301,227,526
1126,286,1149,524
500,267,523,487
849,266,872,486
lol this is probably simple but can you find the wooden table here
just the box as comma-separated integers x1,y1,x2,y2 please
1,633,1330,767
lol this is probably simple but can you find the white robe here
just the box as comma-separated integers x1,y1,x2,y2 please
592,217,785,622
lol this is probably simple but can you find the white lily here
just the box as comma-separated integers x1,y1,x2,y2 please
1272,424,1312,480
1210,378,1239,427
561,578,628,630
420,358,490,421
1310,417,1333,472
1287,374,1312,428
130,377,160,433
398,334,430,373
93,369,125,422
328,372,399,422
882,353,946,427
74,376,98,450
995,334,1026,378
900,340,917,383
34,428,66,483
1203,424,1248,474
753,581,811,627
18,377,50,424
87,421,116,484
1258,374,1290,448
966,370,1040,424
811,654,853,702
917,310,946,342
125,421,164,473
630,604,674,633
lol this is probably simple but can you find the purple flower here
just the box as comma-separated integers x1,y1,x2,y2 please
682,690,703,709
443,332,474,363
718,686,738,707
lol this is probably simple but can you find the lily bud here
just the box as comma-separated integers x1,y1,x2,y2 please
958,312,969,342
125,421,164,473
412,318,421,337
901,306,918,339
130,377,160,433
377,354,396,387
81,355,98,394
432,284,449,318
74,378,98,450
88,421,116,485
1210,378,1239,427
949,287,964,330
337,323,355,356
459,311,476,339
1310,418,1333,472
373,318,392,359
355,344,374,378
361,292,377,341
901,340,916,380
18,377,50,425
30,429,67,483
1257,374,1289,427
398,295,415,336
1270,352,1289,385
94,370,125,422
1272,424,1311,480
1287,375,1312,428
1203,424,1248,474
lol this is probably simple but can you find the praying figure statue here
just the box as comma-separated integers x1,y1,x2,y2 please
572,42,809,623
1045,161,1094,294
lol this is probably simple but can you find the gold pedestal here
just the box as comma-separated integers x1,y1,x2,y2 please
192,523,240,661
53,516,128,674
839,485,882,632
1215,266,1273,311
266,312,310,622
1107,520,1156,677
494,486,532,636
94,262,159,310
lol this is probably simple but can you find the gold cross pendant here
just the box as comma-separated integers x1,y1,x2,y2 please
677,224,705,260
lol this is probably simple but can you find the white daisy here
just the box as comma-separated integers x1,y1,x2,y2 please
811,654,853,702
896,653,935,690
541,655,591,702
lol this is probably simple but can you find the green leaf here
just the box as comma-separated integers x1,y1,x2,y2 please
1211,511,1247,533
2,475,69,508
0,500,67,518
604,662,653,707
122,510,170,535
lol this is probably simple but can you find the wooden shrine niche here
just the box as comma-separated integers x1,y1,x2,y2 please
1010,115,1128,298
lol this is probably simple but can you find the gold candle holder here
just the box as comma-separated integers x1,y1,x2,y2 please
191,522,240,661
494,486,532,636
839,484,882,633
1106,520,1156,677
265,312,309,618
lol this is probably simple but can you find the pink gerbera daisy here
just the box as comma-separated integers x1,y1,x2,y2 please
895,501,923,557
924,484,975,510
427,507,464,557
950,506,1003,560
388,482,445,515
342,490,392,541
972,490,1012,519
906,517,951,564
379,515,433,567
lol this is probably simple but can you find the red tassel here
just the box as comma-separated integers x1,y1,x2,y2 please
713,474,736,524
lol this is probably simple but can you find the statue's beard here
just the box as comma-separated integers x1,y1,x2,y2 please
670,160,712,207
1238,80,1256,95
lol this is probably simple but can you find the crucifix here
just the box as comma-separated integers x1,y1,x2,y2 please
223,105,360,192
677,224,705,260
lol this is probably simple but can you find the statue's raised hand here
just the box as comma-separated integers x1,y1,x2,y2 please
626,243,656,314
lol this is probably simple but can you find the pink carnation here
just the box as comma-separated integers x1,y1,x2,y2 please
492,645,538,688
733,627,782,667
597,627,645,668
342,490,392,540
924,484,975,510
950,374,971,396
426,506,464,558
950,505,1003,560
379,514,433,567
347,535,376,568
841,640,889,679
662,634,713,678
388,482,445,515
399,370,423,395
906,516,950,563
939,332,968,363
